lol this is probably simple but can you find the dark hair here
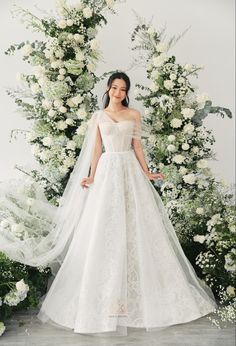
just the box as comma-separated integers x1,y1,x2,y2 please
102,71,131,108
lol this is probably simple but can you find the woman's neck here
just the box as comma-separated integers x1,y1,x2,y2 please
105,102,126,113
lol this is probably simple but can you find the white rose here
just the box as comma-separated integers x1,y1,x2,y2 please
57,120,68,130
54,99,63,108
172,154,185,164
177,77,185,84
183,173,196,184
76,122,87,135
59,106,67,113
156,42,168,53
65,118,74,125
48,109,56,118
170,73,177,80
170,118,182,128
182,143,190,150
197,159,208,169
31,83,40,94
179,166,187,175
196,207,204,215
59,68,67,75
74,34,84,43
193,235,205,244
66,98,76,108
21,44,33,56
168,135,176,142
183,123,195,134
83,7,93,18
58,20,67,29
16,279,29,293
167,144,176,152
42,136,53,147
77,108,87,119
72,94,84,105
87,62,96,72
226,286,235,297
149,82,159,92
164,80,174,90
66,140,76,150
90,38,99,51
66,19,74,26
42,99,52,109
181,108,195,119
57,74,65,81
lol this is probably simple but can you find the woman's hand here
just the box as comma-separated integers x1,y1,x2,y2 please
80,176,94,189
145,171,165,181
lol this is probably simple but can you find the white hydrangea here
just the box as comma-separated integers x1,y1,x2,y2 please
164,80,174,90
192,146,199,154
226,286,235,297
72,94,84,105
76,122,87,135
74,34,84,43
170,73,177,80
59,106,67,113
83,7,93,18
193,235,205,244
65,118,74,126
183,173,196,184
42,99,52,109
181,108,195,119
66,19,74,26
76,50,85,61
58,20,67,29
16,279,29,295
54,99,64,108
170,118,182,128
172,154,185,164
183,123,195,134
177,77,185,84
197,159,208,169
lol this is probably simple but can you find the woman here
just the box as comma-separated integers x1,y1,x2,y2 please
36,72,217,335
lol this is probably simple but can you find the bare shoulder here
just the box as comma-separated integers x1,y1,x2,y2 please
127,108,141,120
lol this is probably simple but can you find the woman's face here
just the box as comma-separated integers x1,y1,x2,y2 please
107,78,127,104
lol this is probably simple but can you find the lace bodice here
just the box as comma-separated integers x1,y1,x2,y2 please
99,111,135,152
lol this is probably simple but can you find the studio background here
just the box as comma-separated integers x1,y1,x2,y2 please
0,0,235,184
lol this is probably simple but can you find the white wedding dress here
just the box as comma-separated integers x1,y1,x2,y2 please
35,110,217,335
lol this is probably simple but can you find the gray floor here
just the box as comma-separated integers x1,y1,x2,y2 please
0,309,235,346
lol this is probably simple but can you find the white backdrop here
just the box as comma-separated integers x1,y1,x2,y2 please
0,0,235,184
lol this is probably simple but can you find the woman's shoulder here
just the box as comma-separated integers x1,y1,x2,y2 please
127,107,141,120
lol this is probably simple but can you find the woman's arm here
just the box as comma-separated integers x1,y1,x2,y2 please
81,126,103,188
132,111,164,181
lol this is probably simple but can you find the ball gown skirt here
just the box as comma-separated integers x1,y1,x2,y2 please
37,111,217,336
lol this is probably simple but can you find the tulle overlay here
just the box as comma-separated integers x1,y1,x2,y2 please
0,111,216,335
36,111,217,334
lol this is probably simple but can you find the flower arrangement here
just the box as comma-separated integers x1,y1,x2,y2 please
5,0,118,205
131,18,235,327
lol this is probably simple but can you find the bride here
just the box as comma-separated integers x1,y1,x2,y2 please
0,71,217,336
